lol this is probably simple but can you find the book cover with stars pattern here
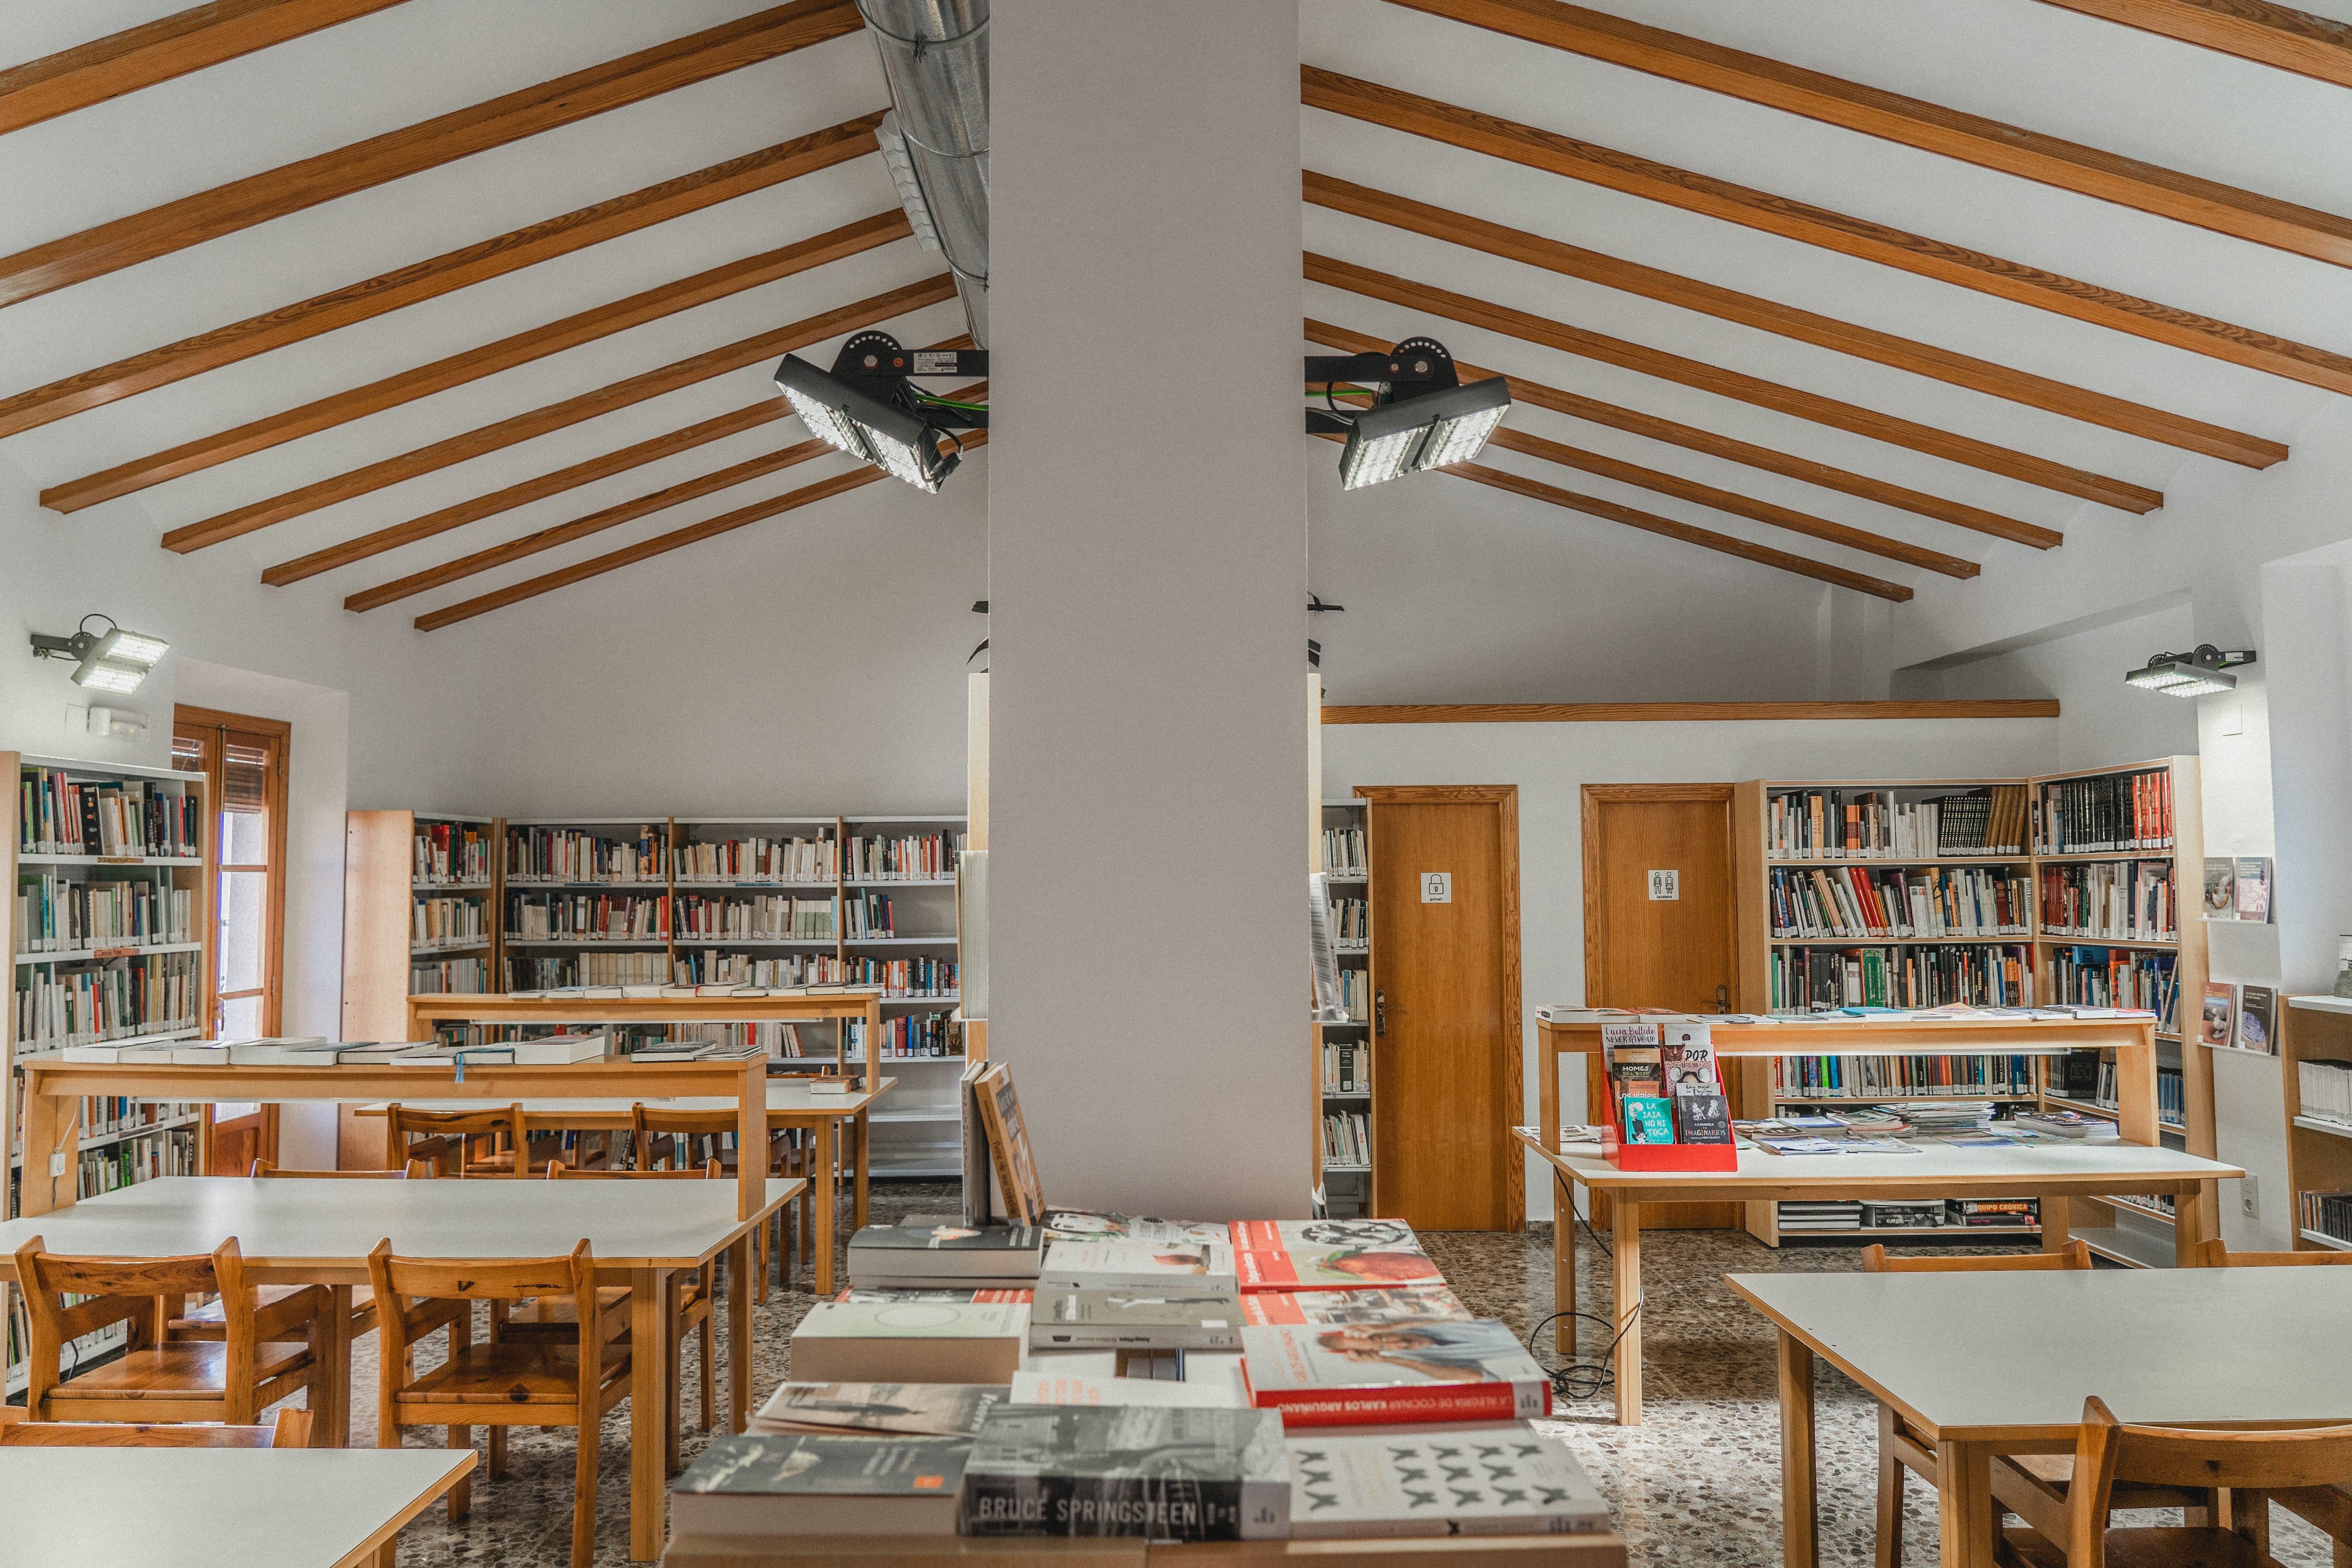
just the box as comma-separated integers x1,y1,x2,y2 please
1287,1425,1611,1537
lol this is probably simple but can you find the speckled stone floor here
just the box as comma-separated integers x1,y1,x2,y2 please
356,1186,2333,1566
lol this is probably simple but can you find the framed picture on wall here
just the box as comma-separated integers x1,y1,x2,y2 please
2200,982,2237,1050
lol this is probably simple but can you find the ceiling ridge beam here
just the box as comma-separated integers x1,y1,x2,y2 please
0,0,414,137
2032,0,2352,91
264,334,973,585
155,271,956,552
1384,0,2352,269
0,112,886,440
1307,318,2061,547
1302,66,2352,397
43,210,909,513
1304,172,2286,469
1308,252,2161,512
415,432,994,630
0,0,864,308
343,375,987,609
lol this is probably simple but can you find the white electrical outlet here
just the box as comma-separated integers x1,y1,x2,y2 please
2241,1174,2259,1220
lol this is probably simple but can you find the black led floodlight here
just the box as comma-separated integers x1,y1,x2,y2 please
29,613,169,694
2125,645,2257,697
1304,338,1510,489
773,332,989,493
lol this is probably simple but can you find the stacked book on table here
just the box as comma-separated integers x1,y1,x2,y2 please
673,1210,1612,1546
56,1031,618,1066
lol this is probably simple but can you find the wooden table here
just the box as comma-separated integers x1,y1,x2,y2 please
0,1174,801,1562
1515,1128,2241,1427
352,1077,897,1295
1730,1267,2352,1568
405,991,887,1075
0,1444,477,1568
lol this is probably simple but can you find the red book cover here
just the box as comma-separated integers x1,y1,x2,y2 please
1228,1220,1443,1293
1240,1321,1551,1428
1239,1286,1470,1327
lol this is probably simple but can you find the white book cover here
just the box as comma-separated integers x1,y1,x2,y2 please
1287,1425,1612,1538
1040,1241,1236,1292
795,1299,1031,1343
168,1042,236,1065
510,1031,610,1064
1009,1371,1248,1409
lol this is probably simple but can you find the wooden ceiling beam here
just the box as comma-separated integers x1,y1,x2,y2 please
45,210,908,512
1385,0,2352,269
156,271,955,552
1303,67,2352,397
0,0,863,308
1307,318,2061,547
1305,173,2286,469
2033,0,2352,91
416,432,992,630
1308,252,2161,512
343,376,985,609
0,0,413,136
0,112,885,439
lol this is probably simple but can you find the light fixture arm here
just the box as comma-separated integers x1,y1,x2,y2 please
829,333,990,430
2148,645,2257,672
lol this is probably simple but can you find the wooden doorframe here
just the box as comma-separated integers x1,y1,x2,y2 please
1354,784,1524,1230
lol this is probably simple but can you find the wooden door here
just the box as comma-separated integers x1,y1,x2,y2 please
1362,787,1522,1232
1582,784,1740,1229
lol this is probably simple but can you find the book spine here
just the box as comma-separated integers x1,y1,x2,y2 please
961,1472,1255,1541
1257,1379,1542,1426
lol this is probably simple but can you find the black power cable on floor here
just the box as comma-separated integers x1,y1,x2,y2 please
1524,1202,1643,1401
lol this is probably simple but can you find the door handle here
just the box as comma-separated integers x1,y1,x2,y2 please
1716,984,1730,1014
1375,988,1388,1037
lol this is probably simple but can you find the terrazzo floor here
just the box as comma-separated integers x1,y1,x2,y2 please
352,1184,2334,1566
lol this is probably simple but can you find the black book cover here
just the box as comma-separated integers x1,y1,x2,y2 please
1674,1093,1732,1145
79,787,101,856
850,1223,1044,1255
675,1431,970,1495
961,1406,1288,1541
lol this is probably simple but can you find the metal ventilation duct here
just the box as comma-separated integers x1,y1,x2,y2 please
860,0,988,345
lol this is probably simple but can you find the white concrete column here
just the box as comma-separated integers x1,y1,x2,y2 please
987,1,1311,1217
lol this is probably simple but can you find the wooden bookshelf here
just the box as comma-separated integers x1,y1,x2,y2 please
2280,996,2352,1252
1730,757,2217,1258
6,750,212,1391
1319,800,1373,1218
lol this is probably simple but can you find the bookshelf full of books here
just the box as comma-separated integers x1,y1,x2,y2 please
7,751,214,1393
2276,996,2352,1256
1735,757,2215,1260
1319,801,1372,1219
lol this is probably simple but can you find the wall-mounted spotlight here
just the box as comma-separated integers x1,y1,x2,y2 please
2126,645,2256,696
1305,338,1510,489
773,331,988,493
30,614,168,693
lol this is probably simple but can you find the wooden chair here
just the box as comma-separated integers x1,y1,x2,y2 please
1996,1396,2352,1568
13,1236,328,1443
385,1102,544,1177
1861,1242,2191,1568
533,1158,723,1472
368,1239,629,1568
170,1159,433,1345
1,1409,313,1447
2198,1239,2352,1268
631,1104,802,1298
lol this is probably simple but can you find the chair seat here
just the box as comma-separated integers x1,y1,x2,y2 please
404,1343,629,1406
48,1340,311,1400
1999,1524,2265,1568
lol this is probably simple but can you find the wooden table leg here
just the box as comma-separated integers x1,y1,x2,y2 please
1935,1438,1997,1568
2172,1184,2206,1266
19,1086,70,1217
324,1284,354,1448
815,1118,837,1297
628,1267,667,1561
2041,1194,2072,1254
729,1234,752,1433
1779,1330,1818,1568
1554,1170,1577,1356
1611,1195,1642,1427
852,1109,870,1231
663,1274,682,1478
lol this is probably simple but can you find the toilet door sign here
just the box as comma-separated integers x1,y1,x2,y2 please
1421,872,1452,904
1647,869,1679,900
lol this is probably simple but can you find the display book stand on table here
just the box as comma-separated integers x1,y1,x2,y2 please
1732,756,2216,1264
1524,1012,2242,1426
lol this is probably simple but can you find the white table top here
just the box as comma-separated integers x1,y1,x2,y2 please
1731,1268,2352,1441
350,1076,892,1117
0,1175,803,1281
0,1447,472,1568
1516,1128,2241,1193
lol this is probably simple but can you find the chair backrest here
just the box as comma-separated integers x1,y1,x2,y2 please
254,1157,431,1178
2197,1237,2352,1267
0,1409,310,1448
368,1239,603,1410
630,1104,738,1170
12,1238,255,1407
1861,1240,2091,1273
386,1102,524,1176
548,1157,723,1179
2066,1395,2352,1564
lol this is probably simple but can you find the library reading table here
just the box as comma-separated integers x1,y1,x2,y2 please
1733,1267,2352,1568
352,1075,898,1295
404,989,887,1068
0,1174,801,1562
0,1444,476,1568
1523,1014,2244,1425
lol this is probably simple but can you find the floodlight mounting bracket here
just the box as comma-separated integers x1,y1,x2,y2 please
1304,337,1466,435
829,331,990,429
2148,645,2258,672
